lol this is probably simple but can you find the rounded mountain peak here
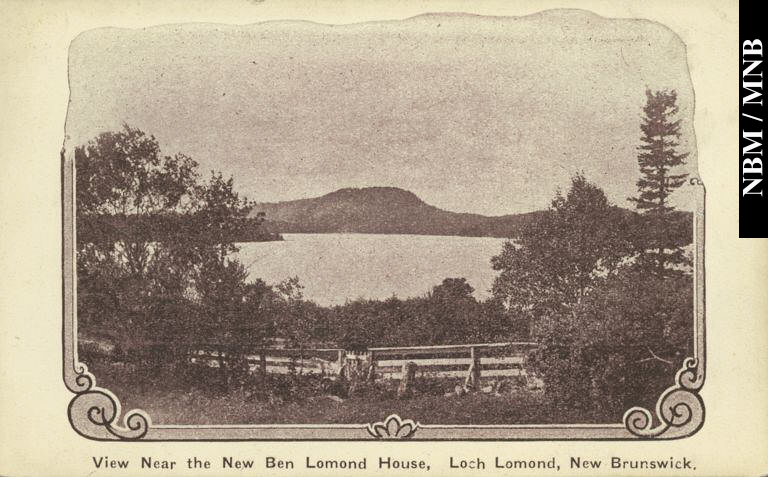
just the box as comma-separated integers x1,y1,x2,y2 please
323,187,424,205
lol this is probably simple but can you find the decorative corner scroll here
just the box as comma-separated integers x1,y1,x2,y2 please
366,414,420,439
66,362,151,441
623,357,705,439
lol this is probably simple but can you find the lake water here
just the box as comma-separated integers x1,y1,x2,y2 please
235,234,507,306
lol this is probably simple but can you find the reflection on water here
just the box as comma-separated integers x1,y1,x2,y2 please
234,233,506,306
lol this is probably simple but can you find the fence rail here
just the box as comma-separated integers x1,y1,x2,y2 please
188,341,541,388
361,342,536,386
189,349,342,375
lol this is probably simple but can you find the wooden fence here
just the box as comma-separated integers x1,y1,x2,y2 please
358,342,540,387
189,348,343,376
189,342,542,388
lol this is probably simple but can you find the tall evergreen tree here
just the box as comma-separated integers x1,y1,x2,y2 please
630,89,689,274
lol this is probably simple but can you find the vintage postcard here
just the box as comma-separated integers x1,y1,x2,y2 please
1,0,765,476
63,8,704,442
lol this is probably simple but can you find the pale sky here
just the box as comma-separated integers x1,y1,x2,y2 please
66,10,697,215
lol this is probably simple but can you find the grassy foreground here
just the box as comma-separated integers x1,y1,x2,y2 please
87,361,613,425
103,383,606,425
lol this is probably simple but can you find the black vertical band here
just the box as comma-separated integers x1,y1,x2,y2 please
739,13,766,238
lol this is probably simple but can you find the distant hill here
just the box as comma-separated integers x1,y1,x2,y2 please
255,187,548,238
253,187,694,241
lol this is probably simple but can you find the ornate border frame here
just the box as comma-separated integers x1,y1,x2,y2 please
63,144,705,440
61,16,706,438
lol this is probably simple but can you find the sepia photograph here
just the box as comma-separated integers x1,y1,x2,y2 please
63,10,704,440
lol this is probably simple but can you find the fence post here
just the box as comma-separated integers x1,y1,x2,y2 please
521,348,530,388
397,362,417,399
465,346,481,390
218,346,228,390
337,349,346,378
367,351,377,382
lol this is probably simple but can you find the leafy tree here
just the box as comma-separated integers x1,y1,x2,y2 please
76,125,196,216
529,268,692,414
491,174,692,415
426,278,484,344
75,125,263,378
193,171,256,259
194,257,270,387
76,125,199,277
429,278,474,303
76,124,256,283
629,89,689,275
491,174,632,317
